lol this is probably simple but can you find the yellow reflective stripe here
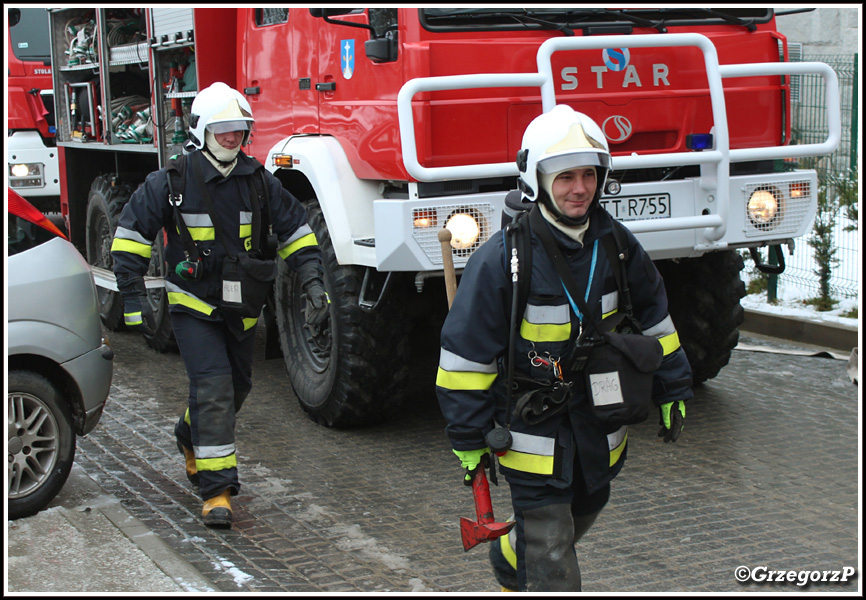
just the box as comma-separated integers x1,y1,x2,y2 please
167,291,215,316
519,319,571,343
110,237,152,258
183,408,191,426
239,223,252,238
609,430,628,467
500,532,517,570
183,226,215,242
602,308,618,320
196,454,238,472
279,232,317,260
659,331,680,356
498,449,554,475
242,317,258,331
436,367,497,391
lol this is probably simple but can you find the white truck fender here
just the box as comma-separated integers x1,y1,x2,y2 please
265,135,379,268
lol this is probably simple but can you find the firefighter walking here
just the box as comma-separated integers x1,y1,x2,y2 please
436,106,693,591
111,82,329,527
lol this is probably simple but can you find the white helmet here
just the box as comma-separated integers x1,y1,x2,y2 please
187,82,255,150
517,105,611,210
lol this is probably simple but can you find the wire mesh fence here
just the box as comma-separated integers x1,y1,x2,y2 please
748,53,860,305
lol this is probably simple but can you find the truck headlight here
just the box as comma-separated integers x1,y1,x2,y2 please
9,162,45,188
747,187,781,229
446,212,481,250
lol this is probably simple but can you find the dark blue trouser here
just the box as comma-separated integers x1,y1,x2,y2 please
171,311,256,500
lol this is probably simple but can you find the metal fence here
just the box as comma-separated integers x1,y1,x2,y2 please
749,53,860,304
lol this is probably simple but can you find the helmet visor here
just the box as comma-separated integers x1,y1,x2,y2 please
207,120,252,134
537,150,610,175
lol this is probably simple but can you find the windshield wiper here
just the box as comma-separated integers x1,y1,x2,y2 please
592,9,668,33
655,8,757,32
502,11,575,36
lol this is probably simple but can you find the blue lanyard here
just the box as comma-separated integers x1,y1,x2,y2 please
560,239,598,322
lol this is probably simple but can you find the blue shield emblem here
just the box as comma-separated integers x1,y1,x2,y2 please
341,39,355,80
602,48,630,72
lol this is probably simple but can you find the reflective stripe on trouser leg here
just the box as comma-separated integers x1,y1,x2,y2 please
192,373,239,500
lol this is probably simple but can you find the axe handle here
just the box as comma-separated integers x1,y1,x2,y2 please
438,228,457,309
471,464,495,525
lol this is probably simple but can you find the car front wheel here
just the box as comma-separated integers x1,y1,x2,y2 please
7,370,76,520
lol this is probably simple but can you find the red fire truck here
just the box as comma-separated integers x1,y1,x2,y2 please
7,8,59,208
42,8,839,427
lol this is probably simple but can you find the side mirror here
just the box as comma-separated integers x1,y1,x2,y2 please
365,33,397,63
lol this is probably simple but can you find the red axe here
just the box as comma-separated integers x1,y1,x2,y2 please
460,456,514,552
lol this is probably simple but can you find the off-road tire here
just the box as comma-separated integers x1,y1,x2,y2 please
274,201,411,427
656,250,746,385
86,174,132,330
8,370,76,520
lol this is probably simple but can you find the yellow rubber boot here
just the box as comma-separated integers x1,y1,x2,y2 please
202,489,232,528
177,442,199,487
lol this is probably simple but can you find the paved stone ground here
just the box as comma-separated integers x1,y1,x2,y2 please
74,326,860,593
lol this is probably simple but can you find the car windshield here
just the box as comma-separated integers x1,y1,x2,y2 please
420,8,773,33
8,7,52,61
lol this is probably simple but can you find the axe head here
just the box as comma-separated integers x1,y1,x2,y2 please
460,517,515,552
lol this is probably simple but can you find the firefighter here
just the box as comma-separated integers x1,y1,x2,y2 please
111,82,329,527
436,105,692,591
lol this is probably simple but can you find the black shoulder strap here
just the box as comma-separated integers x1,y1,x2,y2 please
166,155,199,262
245,163,271,254
600,218,641,332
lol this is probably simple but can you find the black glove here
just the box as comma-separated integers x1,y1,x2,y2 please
117,277,155,336
657,400,685,443
297,262,330,329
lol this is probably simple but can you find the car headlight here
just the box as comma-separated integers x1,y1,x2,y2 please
9,162,45,188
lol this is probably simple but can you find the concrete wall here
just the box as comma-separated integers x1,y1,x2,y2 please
774,6,861,56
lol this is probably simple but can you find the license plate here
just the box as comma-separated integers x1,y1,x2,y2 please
600,194,671,221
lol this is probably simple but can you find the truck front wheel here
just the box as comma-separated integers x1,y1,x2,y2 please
273,201,410,427
656,250,746,385
86,175,131,330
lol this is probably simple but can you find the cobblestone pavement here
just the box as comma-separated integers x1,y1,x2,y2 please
74,326,861,593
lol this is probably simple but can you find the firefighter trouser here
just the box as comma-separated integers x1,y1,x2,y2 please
171,311,256,501
490,458,610,592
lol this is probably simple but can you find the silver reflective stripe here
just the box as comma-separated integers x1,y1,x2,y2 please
524,303,570,325
114,225,153,245
239,211,253,225
642,314,677,338
607,426,627,451
280,223,314,250
601,291,618,315
181,213,213,227
510,431,556,456
438,348,497,373
194,443,236,459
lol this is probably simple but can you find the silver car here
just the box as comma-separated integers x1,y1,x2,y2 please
7,190,114,519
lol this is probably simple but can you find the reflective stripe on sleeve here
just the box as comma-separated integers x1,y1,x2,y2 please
278,225,318,260
642,315,681,355
436,349,498,391
111,226,153,258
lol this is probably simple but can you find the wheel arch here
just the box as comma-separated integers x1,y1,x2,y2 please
8,354,87,436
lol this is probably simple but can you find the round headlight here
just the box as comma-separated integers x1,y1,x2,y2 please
747,189,780,228
446,213,480,250
11,163,31,178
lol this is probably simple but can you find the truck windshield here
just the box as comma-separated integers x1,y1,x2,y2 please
420,8,773,34
9,7,51,61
